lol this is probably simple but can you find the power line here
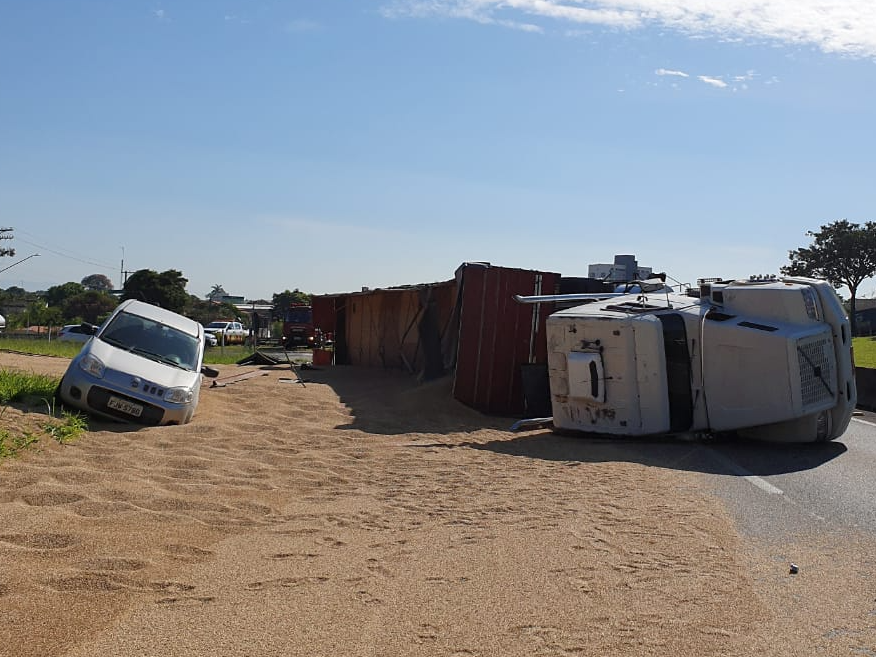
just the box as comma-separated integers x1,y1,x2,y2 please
12,231,117,271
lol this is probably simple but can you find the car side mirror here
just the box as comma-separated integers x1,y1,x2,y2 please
201,365,220,378
80,322,100,335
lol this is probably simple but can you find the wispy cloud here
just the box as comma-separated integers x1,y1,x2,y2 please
655,67,754,90
656,68,689,77
698,75,728,88
381,1,876,58
152,8,167,21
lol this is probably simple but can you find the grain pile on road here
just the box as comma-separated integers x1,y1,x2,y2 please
0,352,873,656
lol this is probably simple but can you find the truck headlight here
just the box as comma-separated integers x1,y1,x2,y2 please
79,354,105,378
164,387,194,404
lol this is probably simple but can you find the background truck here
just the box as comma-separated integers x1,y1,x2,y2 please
282,304,319,349
204,320,248,345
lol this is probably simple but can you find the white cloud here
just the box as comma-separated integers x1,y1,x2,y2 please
152,8,166,21
698,75,728,88
656,68,689,77
382,1,876,58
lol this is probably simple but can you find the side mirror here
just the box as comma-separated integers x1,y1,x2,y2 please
201,365,220,378
80,322,100,335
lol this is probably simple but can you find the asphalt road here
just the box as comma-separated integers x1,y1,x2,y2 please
497,414,876,542
697,413,876,539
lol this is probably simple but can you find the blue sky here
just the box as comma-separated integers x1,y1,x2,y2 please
2,1,875,300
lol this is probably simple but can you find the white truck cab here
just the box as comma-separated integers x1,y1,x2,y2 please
536,276,855,442
203,320,248,345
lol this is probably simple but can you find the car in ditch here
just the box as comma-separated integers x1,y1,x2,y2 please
57,299,219,426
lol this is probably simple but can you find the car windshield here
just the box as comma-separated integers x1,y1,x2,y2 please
100,311,200,371
206,321,229,329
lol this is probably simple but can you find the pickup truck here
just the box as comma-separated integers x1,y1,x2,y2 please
203,320,248,345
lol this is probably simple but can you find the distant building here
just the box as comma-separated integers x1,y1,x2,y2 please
588,254,653,283
209,293,245,305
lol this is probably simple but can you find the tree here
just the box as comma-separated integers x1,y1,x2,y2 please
207,284,227,301
9,299,61,331
782,220,876,336
187,296,242,325
122,269,189,313
81,273,114,291
64,290,118,324
44,282,86,308
1,285,27,299
272,289,311,318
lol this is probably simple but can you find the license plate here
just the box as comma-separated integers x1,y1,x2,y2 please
107,395,143,417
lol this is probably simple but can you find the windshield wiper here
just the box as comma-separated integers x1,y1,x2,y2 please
101,336,129,349
134,349,191,370
130,347,168,362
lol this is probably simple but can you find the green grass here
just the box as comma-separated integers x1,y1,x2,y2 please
0,370,90,459
203,344,257,364
0,334,265,365
853,336,876,369
42,409,89,444
0,428,40,458
0,368,60,404
0,336,84,358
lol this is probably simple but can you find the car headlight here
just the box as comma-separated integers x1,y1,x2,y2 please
79,353,106,378
164,387,194,404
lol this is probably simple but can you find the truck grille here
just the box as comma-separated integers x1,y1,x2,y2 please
796,332,836,410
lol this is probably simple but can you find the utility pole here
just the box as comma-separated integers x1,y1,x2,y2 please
119,246,133,288
0,227,14,257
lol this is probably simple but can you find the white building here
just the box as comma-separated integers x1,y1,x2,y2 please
588,254,653,283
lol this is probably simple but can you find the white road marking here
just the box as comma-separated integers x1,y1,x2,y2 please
706,448,784,495
852,417,876,429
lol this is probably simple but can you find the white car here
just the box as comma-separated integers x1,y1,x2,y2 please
58,324,94,343
57,300,219,425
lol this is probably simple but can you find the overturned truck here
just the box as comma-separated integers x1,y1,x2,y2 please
518,276,856,442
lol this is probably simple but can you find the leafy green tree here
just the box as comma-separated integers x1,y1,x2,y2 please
187,297,242,325
782,219,876,335
64,290,118,324
11,300,61,332
272,289,311,319
81,273,114,291
122,269,189,313
44,282,86,308
3,285,29,299
207,284,227,301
